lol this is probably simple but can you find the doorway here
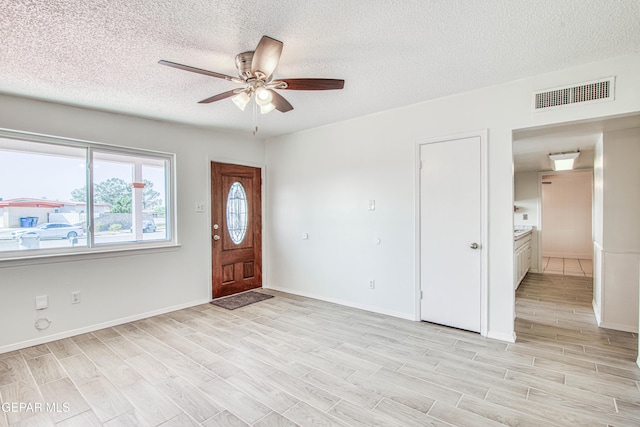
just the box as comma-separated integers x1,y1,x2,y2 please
417,132,488,334
512,114,640,365
540,171,593,277
211,161,262,298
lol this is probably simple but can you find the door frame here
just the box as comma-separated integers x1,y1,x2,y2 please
207,156,266,300
414,130,489,336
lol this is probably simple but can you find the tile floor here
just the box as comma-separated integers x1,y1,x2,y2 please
541,257,593,277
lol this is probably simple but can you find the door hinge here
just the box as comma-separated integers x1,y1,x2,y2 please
419,160,423,170
420,290,423,299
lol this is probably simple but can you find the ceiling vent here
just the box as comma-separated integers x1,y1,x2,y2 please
533,77,615,111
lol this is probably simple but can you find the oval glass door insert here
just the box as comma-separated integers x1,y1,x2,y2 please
226,182,248,244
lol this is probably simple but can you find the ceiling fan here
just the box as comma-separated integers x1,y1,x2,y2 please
159,35,345,115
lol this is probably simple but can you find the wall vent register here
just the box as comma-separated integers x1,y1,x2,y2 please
533,77,614,110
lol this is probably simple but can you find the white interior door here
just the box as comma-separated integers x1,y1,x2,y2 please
420,136,483,332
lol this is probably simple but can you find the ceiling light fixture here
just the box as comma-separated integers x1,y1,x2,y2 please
255,87,272,105
549,151,580,171
231,90,251,111
259,102,275,114
231,86,276,115
254,87,275,114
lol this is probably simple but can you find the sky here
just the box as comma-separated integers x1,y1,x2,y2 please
0,150,166,203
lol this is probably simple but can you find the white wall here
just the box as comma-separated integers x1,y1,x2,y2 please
265,54,640,341
2,54,639,351
593,128,640,332
0,94,264,352
514,172,540,272
603,128,640,252
541,172,593,259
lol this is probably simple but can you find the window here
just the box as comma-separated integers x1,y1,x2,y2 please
226,182,248,244
0,129,175,259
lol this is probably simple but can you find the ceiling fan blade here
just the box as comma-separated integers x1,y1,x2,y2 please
280,78,345,90
159,60,236,81
270,90,294,112
198,89,237,104
251,36,283,79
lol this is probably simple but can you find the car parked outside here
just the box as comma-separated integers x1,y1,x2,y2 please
11,223,84,240
142,220,157,233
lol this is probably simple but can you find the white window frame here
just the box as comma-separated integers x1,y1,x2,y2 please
0,128,178,262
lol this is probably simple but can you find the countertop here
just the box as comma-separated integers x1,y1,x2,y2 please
514,228,533,240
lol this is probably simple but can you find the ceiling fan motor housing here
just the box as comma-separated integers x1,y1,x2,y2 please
235,51,254,80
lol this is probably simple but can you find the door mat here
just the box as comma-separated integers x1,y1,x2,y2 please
210,291,274,310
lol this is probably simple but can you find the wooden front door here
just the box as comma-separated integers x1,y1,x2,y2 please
211,162,262,298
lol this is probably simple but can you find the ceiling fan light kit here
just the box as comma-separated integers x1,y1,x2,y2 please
259,102,276,115
231,90,251,111
255,87,273,106
159,35,345,125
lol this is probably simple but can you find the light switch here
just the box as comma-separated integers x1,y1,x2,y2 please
195,202,205,213
523,213,528,220
35,295,48,310
302,233,309,240
369,200,376,211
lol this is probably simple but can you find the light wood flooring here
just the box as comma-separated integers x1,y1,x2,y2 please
1,278,639,426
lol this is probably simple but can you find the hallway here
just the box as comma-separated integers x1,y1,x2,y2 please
515,272,639,422
515,273,638,407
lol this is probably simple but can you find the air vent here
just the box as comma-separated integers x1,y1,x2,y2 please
533,77,614,111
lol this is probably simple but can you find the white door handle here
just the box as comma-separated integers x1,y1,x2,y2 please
213,235,220,241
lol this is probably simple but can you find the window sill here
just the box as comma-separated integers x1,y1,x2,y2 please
0,242,182,268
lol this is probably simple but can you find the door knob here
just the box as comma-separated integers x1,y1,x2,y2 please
213,224,219,230
213,235,220,241
470,242,479,249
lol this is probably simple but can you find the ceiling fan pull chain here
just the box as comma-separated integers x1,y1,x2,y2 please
252,101,258,136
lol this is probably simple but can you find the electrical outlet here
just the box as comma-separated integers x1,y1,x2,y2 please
195,202,205,213
523,213,528,220
369,280,375,289
71,291,81,304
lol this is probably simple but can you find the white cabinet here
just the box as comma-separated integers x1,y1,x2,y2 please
514,233,531,289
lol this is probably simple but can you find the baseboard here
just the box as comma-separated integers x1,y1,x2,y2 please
264,285,415,321
486,330,517,343
597,320,639,334
0,298,210,354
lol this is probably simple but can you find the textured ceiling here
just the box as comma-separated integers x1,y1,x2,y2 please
1,1,639,138
513,114,640,172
